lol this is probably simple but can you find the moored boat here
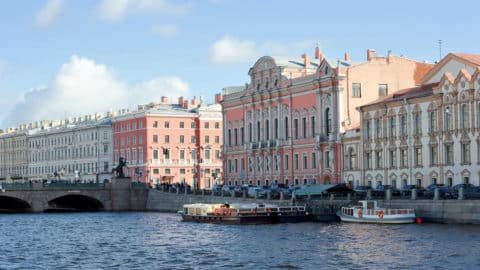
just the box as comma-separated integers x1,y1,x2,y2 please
180,203,311,224
337,200,416,224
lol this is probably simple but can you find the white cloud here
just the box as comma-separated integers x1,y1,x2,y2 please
35,0,64,27
151,23,178,38
209,36,259,64
97,0,191,22
4,55,190,128
209,35,317,64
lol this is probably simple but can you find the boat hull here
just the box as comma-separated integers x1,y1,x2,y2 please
337,211,415,224
182,213,311,224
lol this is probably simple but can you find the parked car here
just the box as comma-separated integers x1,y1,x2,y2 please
400,184,425,197
374,185,401,196
452,184,480,199
221,185,236,195
211,184,223,194
424,184,454,199
354,185,372,196
247,186,266,198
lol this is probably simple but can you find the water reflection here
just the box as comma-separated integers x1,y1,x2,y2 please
0,213,479,269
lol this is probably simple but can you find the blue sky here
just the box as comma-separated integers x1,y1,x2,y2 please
0,0,479,130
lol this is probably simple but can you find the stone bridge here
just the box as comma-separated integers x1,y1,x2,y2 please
0,178,148,213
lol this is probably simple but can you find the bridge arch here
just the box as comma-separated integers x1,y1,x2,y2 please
0,195,32,213
46,194,104,212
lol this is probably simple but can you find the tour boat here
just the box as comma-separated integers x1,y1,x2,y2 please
180,203,311,224
337,200,416,224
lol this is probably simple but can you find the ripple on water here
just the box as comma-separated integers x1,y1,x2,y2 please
1,213,480,269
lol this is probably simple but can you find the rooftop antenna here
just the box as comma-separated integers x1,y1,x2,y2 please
438,40,443,61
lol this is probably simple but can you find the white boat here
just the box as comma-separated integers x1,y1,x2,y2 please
180,202,311,224
337,201,416,224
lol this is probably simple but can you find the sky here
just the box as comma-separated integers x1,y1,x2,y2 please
0,0,479,130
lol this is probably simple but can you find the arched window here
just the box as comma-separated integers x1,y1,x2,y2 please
461,104,469,129
325,108,332,135
429,111,437,132
445,106,452,130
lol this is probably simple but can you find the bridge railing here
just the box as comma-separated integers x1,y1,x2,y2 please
43,182,106,190
1,182,33,190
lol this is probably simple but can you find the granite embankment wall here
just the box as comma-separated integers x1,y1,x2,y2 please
146,191,480,224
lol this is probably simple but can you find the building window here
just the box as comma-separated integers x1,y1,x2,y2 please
461,143,471,164
378,84,388,97
294,154,299,170
303,154,308,169
400,148,408,168
445,144,453,165
310,116,315,138
400,115,406,136
165,135,170,144
180,169,185,174
165,168,171,175
274,118,279,139
228,129,232,146
257,121,261,141
302,117,307,139
285,155,289,170
164,121,170,128
294,119,299,139
347,147,355,170
325,151,330,168
461,104,469,129
180,135,184,144
325,108,332,135
234,128,238,145
191,122,196,128
311,152,316,169
204,122,210,129
215,122,220,129
375,119,382,138
445,107,452,130
389,149,396,168
153,135,158,143
414,114,421,135
352,83,361,97
153,150,159,160
205,136,210,144
180,122,185,128
216,150,221,159
284,117,289,139
375,151,382,169
265,120,270,140
240,127,244,144
389,117,396,137
429,111,437,132
248,123,253,142
153,169,159,174
364,119,371,139
365,152,371,169
191,136,196,143
414,147,422,166
179,149,185,160
430,145,437,166
153,121,158,128
215,136,220,144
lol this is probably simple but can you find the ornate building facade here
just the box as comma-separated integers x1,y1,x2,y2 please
343,53,480,187
222,48,431,186
112,96,223,189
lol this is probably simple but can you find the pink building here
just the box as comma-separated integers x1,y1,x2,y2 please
112,96,223,189
221,47,432,187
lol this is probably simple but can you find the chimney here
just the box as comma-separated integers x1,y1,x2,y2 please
302,54,310,69
367,49,376,61
191,96,199,107
215,93,222,104
344,52,350,62
314,46,324,62
178,96,184,105
183,100,189,109
161,96,169,104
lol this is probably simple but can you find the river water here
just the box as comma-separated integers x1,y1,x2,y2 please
0,212,479,270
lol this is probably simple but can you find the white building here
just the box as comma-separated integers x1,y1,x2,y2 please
342,53,480,188
27,115,113,183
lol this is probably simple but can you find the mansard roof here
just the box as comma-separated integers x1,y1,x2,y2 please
359,82,439,110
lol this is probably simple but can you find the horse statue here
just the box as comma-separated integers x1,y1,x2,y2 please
112,157,127,178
